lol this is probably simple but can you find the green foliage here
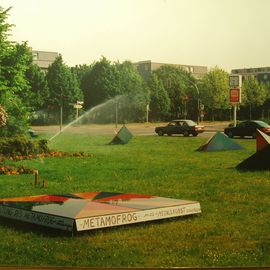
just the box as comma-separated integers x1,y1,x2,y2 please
0,94,30,136
199,67,230,120
200,67,229,109
81,57,120,109
25,64,49,111
71,64,92,89
0,7,33,135
0,7,12,54
46,55,83,121
0,136,49,156
116,61,150,122
151,65,195,119
81,58,149,122
148,73,170,120
241,77,267,119
242,77,267,106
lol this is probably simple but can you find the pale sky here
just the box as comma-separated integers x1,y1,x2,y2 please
1,0,270,72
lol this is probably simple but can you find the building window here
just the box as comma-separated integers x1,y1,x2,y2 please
264,74,268,80
32,52,38,60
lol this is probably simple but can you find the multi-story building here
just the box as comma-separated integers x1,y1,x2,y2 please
134,60,207,81
231,67,270,83
32,50,59,71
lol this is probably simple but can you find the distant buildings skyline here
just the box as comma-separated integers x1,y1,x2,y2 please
32,50,59,71
32,49,270,84
231,67,270,83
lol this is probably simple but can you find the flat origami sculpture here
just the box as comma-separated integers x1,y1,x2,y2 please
0,192,201,232
237,129,270,171
197,131,244,151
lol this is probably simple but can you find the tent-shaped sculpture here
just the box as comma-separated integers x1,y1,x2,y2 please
237,129,270,171
0,192,201,232
197,131,244,151
256,129,270,151
110,125,133,144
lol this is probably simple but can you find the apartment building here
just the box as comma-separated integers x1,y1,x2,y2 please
32,50,59,71
135,60,208,80
231,67,270,83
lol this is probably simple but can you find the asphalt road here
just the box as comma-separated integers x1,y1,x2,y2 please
33,122,229,138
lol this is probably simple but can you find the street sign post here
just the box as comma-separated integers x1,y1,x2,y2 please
230,88,241,103
229,75,242,88
229,75,242,127
69,101,84,121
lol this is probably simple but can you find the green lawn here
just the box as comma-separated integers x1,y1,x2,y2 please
0,132,269,267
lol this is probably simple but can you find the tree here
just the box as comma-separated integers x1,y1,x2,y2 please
71,64,92,90
151,65,196,119
25,63,49,111
80,59,149,122
241,77,267,120
46,55,83,122
148,73,170,120
0,7,33,135
199,67,230,120
81,57,119,109
115,61,150,122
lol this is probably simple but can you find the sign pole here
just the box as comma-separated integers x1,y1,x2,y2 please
229,75,242,127
233,104,237,127
76,107,79,120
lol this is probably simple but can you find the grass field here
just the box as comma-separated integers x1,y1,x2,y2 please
0,131,269,268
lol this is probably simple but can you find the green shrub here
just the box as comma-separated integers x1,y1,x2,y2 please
0,136,50,156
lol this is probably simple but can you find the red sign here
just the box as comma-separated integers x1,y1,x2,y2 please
230,88,241,103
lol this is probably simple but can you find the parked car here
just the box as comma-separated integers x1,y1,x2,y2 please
224,120,270,138
155,119,204,137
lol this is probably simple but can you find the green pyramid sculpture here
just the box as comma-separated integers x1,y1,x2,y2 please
197,131,244,152
110,125,133,144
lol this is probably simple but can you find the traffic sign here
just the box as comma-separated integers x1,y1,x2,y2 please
229,75,242,88
230,88,241,103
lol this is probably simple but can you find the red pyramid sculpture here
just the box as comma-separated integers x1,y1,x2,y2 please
256,129,270,151
237,129,270,171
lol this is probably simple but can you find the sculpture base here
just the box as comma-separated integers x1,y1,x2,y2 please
0,192,201,232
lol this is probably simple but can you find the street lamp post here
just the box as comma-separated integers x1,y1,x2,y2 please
188,80,200,124
182,95,189,119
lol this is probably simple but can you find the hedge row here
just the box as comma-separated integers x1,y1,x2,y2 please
0,136,49,156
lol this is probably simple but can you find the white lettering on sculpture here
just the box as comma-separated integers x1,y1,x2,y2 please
82,212,138,229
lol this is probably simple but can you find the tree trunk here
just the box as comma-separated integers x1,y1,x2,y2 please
249,104,252,120
261,109,264,119
211,108,214,121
